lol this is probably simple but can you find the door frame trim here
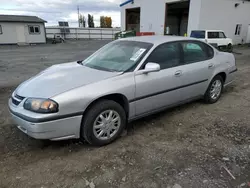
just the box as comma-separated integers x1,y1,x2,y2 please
128,95,202,122
136,40,214,71
129,79,208,103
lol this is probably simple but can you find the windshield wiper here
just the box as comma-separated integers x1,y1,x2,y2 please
88,65,118,72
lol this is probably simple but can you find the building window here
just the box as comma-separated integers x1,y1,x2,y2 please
0,25,2,34
28,25,40,34
235,24,242,35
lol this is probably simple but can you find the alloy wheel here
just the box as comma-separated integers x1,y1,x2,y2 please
210,80,222,100
93,110,121,140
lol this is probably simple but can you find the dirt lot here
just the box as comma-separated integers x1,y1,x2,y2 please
0,41,249,188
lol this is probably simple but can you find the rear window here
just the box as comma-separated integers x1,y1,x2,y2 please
190,31,205,39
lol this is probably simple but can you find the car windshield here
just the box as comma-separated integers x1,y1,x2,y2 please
190,31,205,39
82,40,153,72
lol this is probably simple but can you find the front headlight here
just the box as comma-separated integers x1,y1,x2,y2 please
24,98,59,113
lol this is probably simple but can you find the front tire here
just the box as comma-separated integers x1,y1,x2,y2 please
227,43,233,53
81,100,126,146
204,75,224,104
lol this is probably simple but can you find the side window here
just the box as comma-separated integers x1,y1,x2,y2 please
0,25,2,34
146,43,180,70
182,42,208,64
28,25,40,34
219,32,226,38
208,32,219,39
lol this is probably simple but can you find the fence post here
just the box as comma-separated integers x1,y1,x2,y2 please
101,29,102,40
76,28,78,40
88,28,90,40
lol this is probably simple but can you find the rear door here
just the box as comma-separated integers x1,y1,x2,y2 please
134,42,182,116
178,41,215,101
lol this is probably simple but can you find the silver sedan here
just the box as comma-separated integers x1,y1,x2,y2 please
9,36,237,146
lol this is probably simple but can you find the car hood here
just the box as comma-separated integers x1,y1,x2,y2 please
16,62,122,98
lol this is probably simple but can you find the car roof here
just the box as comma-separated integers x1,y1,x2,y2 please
192,30,224,32
119,36,199,45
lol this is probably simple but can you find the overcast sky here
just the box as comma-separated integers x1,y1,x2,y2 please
0,0,122,27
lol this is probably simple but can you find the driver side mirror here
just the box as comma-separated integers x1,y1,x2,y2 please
137,62,160,75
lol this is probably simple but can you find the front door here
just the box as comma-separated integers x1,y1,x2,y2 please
16,25,26,43
134,42,182,116
207,31,227,46
178,41,215,101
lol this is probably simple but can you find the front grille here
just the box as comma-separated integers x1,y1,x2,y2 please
12,94,25,106
15,94,25,101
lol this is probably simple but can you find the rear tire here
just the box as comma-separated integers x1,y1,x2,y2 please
204,75,224,104
81,100,126,146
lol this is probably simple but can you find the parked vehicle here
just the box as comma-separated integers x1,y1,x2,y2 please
190,30,233,52
52,34,65,44
9,36,237,146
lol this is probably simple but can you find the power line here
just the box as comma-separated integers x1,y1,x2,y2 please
0,8,61,13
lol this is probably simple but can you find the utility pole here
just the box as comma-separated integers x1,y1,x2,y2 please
77,5,80,27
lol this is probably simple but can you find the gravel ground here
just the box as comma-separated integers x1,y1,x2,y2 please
0,41,249,188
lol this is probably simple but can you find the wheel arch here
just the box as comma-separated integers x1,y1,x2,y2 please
205,72,226,95
204,72,225,103
216,72,226,83
82,93,130,120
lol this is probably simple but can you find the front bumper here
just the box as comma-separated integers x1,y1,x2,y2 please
8,99,82,140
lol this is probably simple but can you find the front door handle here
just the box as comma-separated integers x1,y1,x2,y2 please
208,63,214,69
175,70,182,77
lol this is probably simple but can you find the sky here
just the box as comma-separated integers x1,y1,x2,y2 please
0,0,122,27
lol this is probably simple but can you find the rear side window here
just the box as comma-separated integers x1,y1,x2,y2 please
207,46,214,59
181,42,208,64
190,30,205,39
208,32,219,39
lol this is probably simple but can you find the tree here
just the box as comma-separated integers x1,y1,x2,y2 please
91,15,95,28
105,17,112,28
100,16,106,28
79,14,86,27
82,15,86,28
88,14,95,28
100,16,112,28
88,14,91,27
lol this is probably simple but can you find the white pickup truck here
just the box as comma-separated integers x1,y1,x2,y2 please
190,30,233,52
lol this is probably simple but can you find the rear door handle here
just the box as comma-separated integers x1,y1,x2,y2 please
175,70,182,77
208,64,214,69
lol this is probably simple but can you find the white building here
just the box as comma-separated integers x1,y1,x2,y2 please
0,15,47,45
120,0,250,44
